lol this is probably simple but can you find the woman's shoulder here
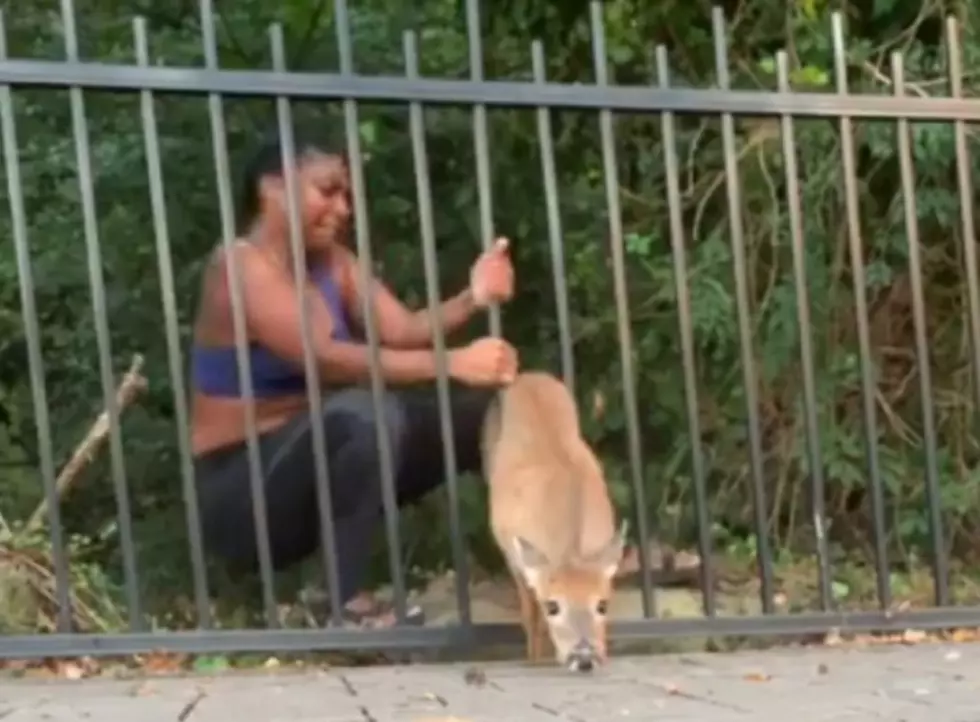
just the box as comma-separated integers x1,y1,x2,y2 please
209,239,296,282
208,237,260,266
200,239,291,304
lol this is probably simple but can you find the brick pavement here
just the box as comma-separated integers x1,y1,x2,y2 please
1,643,978,721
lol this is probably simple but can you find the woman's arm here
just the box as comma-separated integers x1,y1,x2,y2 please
339,241,512,349
352,274,478,349
231,245,441,384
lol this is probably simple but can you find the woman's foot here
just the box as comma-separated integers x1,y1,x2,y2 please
341,592,425,629
298,588,425,629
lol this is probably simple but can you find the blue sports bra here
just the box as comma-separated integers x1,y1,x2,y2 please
190,265,351,398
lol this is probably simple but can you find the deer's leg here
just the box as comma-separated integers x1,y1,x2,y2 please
537,621,554,663
514,573,536,662
528,599,544,663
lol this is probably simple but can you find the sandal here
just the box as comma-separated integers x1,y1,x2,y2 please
338,599,426,629
299,588,426,629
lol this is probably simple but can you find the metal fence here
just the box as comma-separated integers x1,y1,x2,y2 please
2,0,980,660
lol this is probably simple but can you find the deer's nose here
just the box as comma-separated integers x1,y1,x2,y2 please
566,640,598,673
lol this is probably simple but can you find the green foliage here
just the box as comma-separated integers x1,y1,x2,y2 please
0,524,126,634
0,0,979,628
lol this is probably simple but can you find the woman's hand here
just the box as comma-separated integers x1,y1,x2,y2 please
449,337,519,386
470,237,514,308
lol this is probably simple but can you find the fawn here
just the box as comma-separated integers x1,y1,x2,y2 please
481,371,627,672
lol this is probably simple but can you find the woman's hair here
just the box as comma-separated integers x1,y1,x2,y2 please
236,130,338,232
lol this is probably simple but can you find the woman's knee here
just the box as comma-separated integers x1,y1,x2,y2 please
323,388,408,465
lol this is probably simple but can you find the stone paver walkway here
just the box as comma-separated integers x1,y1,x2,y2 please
1,643,978,721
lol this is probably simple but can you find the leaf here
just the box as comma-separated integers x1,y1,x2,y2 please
58,661,85,680
624,232,653,257
831,580,850,599
192,655,231,674
359,121,378,149
790,65,830,87
801,0,819,20
140,652,186,675
0,659,31,674
873,0,899,19
463,666,487,687
949,628,980,643
902,629,927,644
609,44,633,64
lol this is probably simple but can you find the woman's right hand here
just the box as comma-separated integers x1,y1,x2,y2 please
449,337,519,386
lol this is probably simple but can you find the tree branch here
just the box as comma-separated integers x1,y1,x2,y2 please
289,0,330,70
24,354,148,534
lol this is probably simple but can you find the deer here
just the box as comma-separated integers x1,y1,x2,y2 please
481,370,627,673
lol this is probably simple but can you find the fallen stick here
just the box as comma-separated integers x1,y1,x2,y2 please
24,353,148,533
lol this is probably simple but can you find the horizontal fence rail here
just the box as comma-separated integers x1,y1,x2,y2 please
0,0,979,662
1,61,980,121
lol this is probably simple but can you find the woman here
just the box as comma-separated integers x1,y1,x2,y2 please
190,133,518,629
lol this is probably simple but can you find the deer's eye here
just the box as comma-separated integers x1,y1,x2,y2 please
544,600,561,616
596,599,609,615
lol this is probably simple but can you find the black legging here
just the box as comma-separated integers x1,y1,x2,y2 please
193,386,494,605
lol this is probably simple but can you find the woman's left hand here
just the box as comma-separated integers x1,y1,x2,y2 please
470,237,514,308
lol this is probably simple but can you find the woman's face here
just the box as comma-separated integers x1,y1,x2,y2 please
266,150,351,251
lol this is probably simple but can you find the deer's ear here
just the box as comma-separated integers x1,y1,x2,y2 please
584,520,629,579
512,536,550,588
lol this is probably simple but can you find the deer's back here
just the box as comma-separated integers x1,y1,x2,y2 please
482,372,615,569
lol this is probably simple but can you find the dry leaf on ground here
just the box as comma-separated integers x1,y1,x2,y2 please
56,661,85,680
0,659,31,673
463,666,486,687
949,628,980,643
137,651,187,674
902,628,927,644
